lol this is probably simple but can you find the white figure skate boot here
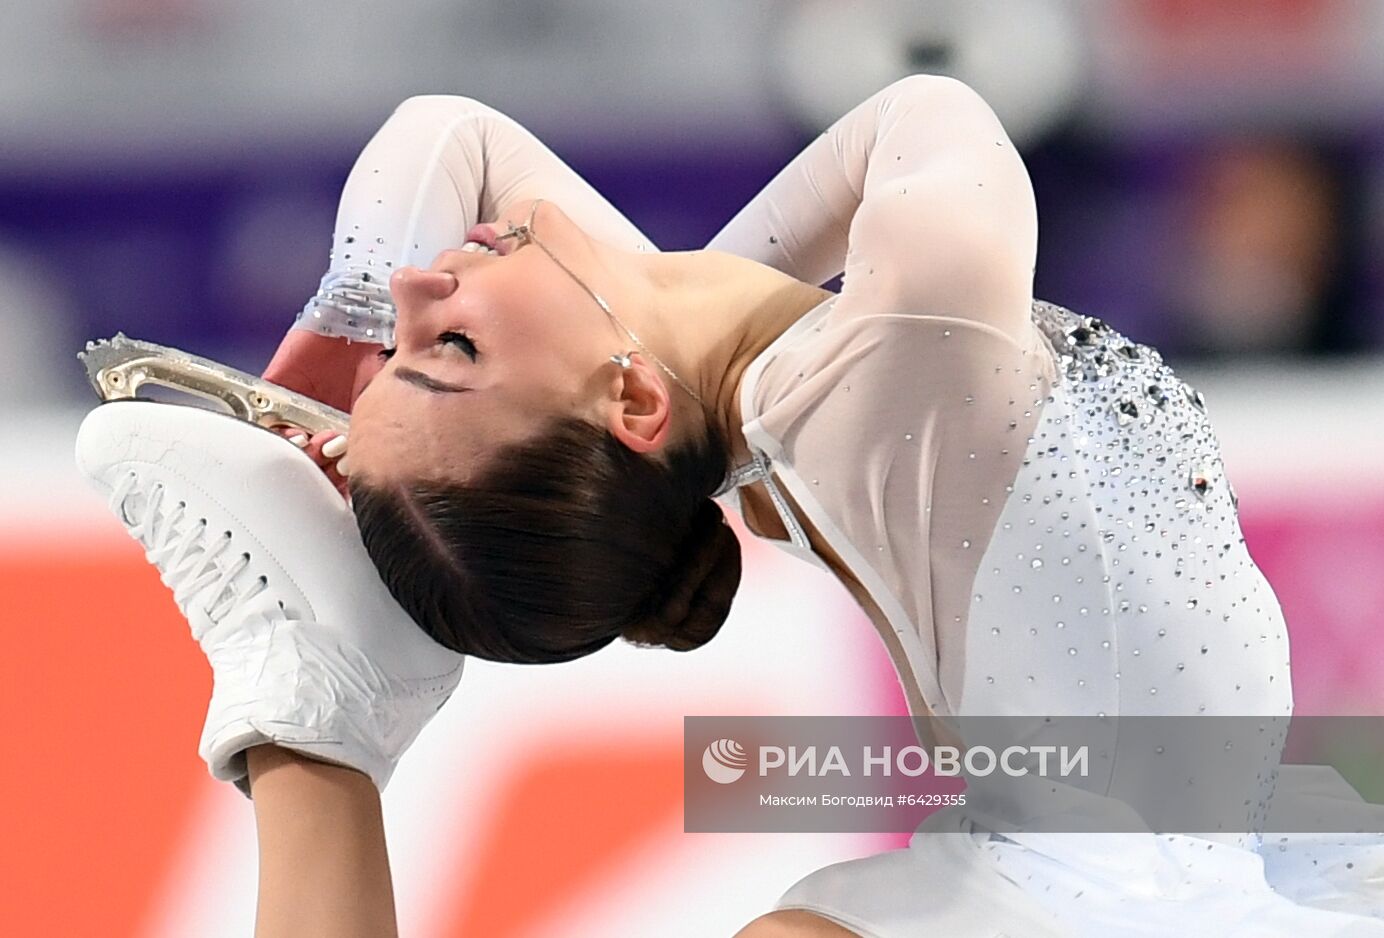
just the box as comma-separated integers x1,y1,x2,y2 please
75,400,464,796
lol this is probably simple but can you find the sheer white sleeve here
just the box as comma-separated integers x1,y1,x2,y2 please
717,78,1054,720
706,74,1037,338
294,95,656,345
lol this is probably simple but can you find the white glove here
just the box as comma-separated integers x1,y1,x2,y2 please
75,400,465,796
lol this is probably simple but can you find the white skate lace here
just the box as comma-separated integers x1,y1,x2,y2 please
108,470,269,624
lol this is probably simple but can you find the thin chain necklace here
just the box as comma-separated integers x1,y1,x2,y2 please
494,199,707,409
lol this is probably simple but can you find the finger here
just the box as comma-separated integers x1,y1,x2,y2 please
269,424,310,445
303,430,340,456
302,431,341,469
321,435,349,460
324,464,349,499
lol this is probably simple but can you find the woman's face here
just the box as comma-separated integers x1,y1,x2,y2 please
347,199,619,485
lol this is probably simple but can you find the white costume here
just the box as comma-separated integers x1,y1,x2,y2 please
293,78,1384,936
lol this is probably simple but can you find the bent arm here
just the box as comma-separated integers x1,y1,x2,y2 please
247,745,398,938
296,94,657,345
268,94,656,408
707,74,1037,335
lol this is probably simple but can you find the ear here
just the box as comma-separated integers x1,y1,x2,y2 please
605,353,671,454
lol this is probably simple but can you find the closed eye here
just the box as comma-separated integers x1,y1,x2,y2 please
378,330,479,363
438,330,479,361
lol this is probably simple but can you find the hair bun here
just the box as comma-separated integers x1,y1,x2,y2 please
622,499,742,652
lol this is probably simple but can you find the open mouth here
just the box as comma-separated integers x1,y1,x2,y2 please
462,223,506,256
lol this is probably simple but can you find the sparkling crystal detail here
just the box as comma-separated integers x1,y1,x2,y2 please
952,301,1269,732
1188,463,1212,501
1113,398,1140,426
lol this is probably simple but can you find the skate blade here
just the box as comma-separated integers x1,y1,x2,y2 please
78,333,349,436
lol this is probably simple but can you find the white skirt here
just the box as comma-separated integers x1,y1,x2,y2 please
775,766,1384,937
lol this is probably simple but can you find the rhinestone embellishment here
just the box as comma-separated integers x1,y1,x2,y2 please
1113,398,1140,426
1188,463,1212,500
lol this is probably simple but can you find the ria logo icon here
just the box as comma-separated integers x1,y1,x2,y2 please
701,738,748,784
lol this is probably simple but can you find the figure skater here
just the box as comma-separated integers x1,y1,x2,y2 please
79,77,1384,937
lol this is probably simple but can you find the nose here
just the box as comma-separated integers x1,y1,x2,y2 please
389,266,460,352
390,265,459,304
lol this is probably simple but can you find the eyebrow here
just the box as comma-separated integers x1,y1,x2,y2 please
394,367,470,394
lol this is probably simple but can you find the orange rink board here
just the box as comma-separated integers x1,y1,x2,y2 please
0,546,211,938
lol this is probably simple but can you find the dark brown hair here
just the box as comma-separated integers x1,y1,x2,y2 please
350,413,742,664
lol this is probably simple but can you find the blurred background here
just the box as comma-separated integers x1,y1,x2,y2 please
2,0,1383,935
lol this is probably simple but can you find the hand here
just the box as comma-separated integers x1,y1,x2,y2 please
280,429,351,499
262,329,386,414
263,329,375,496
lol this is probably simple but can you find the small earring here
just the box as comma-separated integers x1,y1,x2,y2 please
609,351,633,368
